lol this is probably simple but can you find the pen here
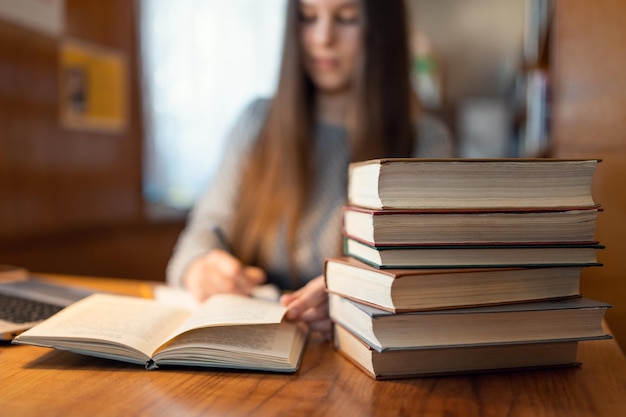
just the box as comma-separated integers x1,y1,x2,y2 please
213,225,277,300
212,225,233,253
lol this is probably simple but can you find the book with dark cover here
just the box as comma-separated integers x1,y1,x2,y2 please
344,238,603,269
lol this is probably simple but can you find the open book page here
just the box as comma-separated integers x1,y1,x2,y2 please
15,294,191,359
169,294,288,339
153,322,305,368
153,283,281,311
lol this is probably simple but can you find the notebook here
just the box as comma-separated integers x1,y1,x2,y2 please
0,265,93,341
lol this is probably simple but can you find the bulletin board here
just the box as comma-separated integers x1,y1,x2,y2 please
59,40,128,133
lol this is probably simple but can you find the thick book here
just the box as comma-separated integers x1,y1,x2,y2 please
13,293,307,373
333,323,592,380
342,205,600,246
344,238,603,269
329,294,611,351
324,256,586,312
347,158,599,210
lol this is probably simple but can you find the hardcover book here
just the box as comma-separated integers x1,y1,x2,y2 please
324,256,587,312
347,158,599,210
342,205,600,246
329,294,611,351
333,324,595,380
13,293,307,373
344,238,603,269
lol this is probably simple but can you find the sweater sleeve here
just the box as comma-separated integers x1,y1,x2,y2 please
166,98,269,287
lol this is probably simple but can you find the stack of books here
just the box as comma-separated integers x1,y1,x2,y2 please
325,158,612,380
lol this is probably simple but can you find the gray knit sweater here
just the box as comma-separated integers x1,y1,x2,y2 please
166,98,454,290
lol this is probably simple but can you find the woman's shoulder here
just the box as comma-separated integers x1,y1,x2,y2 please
238,97,272,124
414,112,455,158
227,97,272,147
416,112,449,138
247,96,272,111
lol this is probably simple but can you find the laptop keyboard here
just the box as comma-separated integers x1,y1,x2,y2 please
0,293,64,323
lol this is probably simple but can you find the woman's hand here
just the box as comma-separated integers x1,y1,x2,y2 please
280,275,331,340
183,249,266,302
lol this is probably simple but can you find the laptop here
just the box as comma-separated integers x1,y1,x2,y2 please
0,265,93,341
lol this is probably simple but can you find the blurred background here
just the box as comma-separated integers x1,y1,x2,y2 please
1,0,625,351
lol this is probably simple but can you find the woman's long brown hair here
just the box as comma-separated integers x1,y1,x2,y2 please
231,0,416,273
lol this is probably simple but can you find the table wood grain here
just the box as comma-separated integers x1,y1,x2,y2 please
1,275,625,416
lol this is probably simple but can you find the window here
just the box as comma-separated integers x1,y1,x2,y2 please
139,0,287,208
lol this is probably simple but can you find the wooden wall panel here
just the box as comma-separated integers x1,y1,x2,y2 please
0,0,143,240
552,0,626,352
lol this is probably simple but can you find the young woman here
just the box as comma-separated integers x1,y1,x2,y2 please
167,0,453,339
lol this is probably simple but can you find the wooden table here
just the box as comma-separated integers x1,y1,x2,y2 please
2,274,626,416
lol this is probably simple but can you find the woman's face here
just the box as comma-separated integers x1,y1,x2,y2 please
298,0,363,95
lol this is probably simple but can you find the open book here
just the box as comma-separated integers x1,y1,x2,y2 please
13,293,307,373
